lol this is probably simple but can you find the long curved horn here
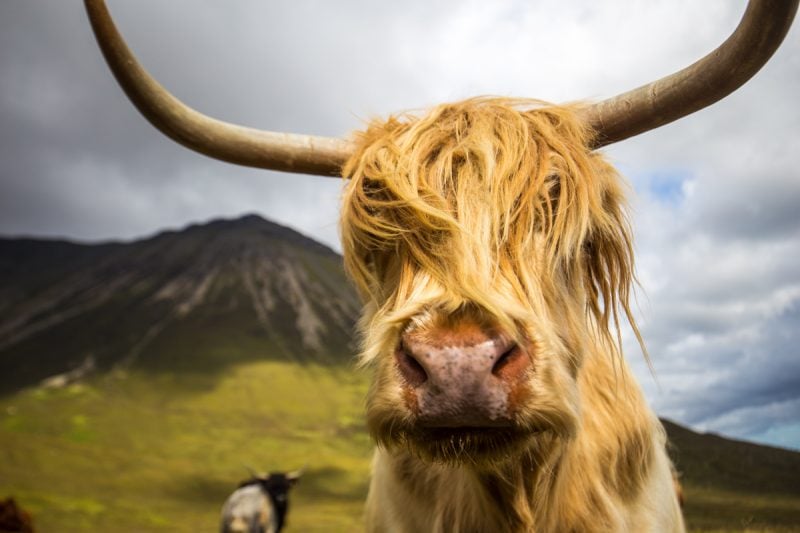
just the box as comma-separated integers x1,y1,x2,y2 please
84,0,353,176
583,0,798,148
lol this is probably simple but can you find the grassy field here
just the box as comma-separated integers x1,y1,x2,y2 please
683,486,800,532
2,360,800,531
0,360,372,532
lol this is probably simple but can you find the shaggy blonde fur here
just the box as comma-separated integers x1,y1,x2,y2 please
340,98,684,532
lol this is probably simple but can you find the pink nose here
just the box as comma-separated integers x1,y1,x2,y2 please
395,330,530,427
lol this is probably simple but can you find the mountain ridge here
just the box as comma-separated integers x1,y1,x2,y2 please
0,214,359,395
0,213,335,252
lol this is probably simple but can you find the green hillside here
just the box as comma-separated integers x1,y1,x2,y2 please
0,361,372,532
0,215,369,531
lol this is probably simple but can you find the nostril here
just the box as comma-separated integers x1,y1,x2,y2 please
492,345,528,381
492,346,515,373
395,347,428,388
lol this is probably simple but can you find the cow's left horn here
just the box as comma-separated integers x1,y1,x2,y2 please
583,0,798,148
84,0,353,177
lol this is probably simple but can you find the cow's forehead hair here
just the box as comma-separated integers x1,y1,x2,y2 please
341,97,640,359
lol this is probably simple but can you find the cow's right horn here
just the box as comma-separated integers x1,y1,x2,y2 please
582,0,798,148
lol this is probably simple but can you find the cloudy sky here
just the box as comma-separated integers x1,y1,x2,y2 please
1,1,798,450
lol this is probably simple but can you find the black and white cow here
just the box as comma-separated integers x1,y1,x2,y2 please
220,471,302,533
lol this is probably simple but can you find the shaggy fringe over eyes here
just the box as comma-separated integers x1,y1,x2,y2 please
340,97,643,356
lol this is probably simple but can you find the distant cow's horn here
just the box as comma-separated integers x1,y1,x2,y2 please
84,0,353,176
285,468,305,483
582,0,798,147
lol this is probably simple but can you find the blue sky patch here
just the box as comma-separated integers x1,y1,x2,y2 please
628,168,692,206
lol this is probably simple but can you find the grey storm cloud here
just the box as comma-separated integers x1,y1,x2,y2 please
1,0,799,448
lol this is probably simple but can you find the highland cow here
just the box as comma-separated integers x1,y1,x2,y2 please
339,98,683,531
84,0,797,531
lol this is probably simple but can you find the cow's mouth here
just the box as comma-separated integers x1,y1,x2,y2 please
404,426,532,464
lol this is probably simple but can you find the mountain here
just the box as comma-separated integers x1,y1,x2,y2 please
664,418,800,495
0,215,360,396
